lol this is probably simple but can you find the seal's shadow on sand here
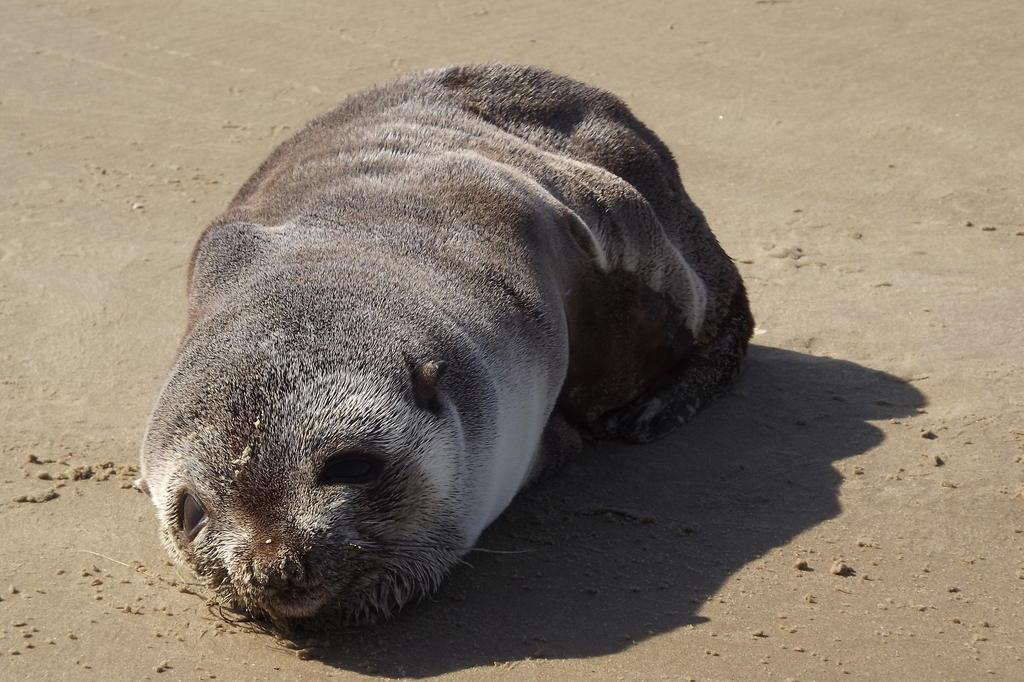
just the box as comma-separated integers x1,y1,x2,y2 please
314,346,925,676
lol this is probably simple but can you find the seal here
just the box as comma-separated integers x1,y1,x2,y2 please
138,64,753,626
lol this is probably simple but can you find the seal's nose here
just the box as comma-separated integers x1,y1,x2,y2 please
229,535,314,608
229,538,330,620
267,555,307,594
250,537,307,588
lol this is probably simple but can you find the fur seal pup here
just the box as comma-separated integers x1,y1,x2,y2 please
139,64,753,625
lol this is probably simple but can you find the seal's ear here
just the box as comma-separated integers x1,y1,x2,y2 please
132,478,151,498
411,360,448,411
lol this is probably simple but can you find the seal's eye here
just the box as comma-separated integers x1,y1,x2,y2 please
178,491,208,541
319,452,383,486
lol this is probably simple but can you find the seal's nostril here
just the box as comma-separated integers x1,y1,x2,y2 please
282,554,305,581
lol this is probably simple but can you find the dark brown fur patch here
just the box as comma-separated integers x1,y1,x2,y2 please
558,269,695,426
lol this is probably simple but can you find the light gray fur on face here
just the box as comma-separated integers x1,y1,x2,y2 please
142,276,488,623
140,63,750,625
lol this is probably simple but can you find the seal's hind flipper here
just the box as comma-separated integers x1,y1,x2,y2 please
599,286,754,444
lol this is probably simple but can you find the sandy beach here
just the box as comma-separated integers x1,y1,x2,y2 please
1,0,1022,678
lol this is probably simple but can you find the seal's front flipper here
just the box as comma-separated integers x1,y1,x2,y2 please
601,286,754,444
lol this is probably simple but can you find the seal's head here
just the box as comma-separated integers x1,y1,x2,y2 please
139,300,467,626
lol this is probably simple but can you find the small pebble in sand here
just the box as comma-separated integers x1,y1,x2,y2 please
794,560,812,572
932,455,945,466
948,586,961,593
8,586,19,595
921,430,939,440
831,561,855,577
